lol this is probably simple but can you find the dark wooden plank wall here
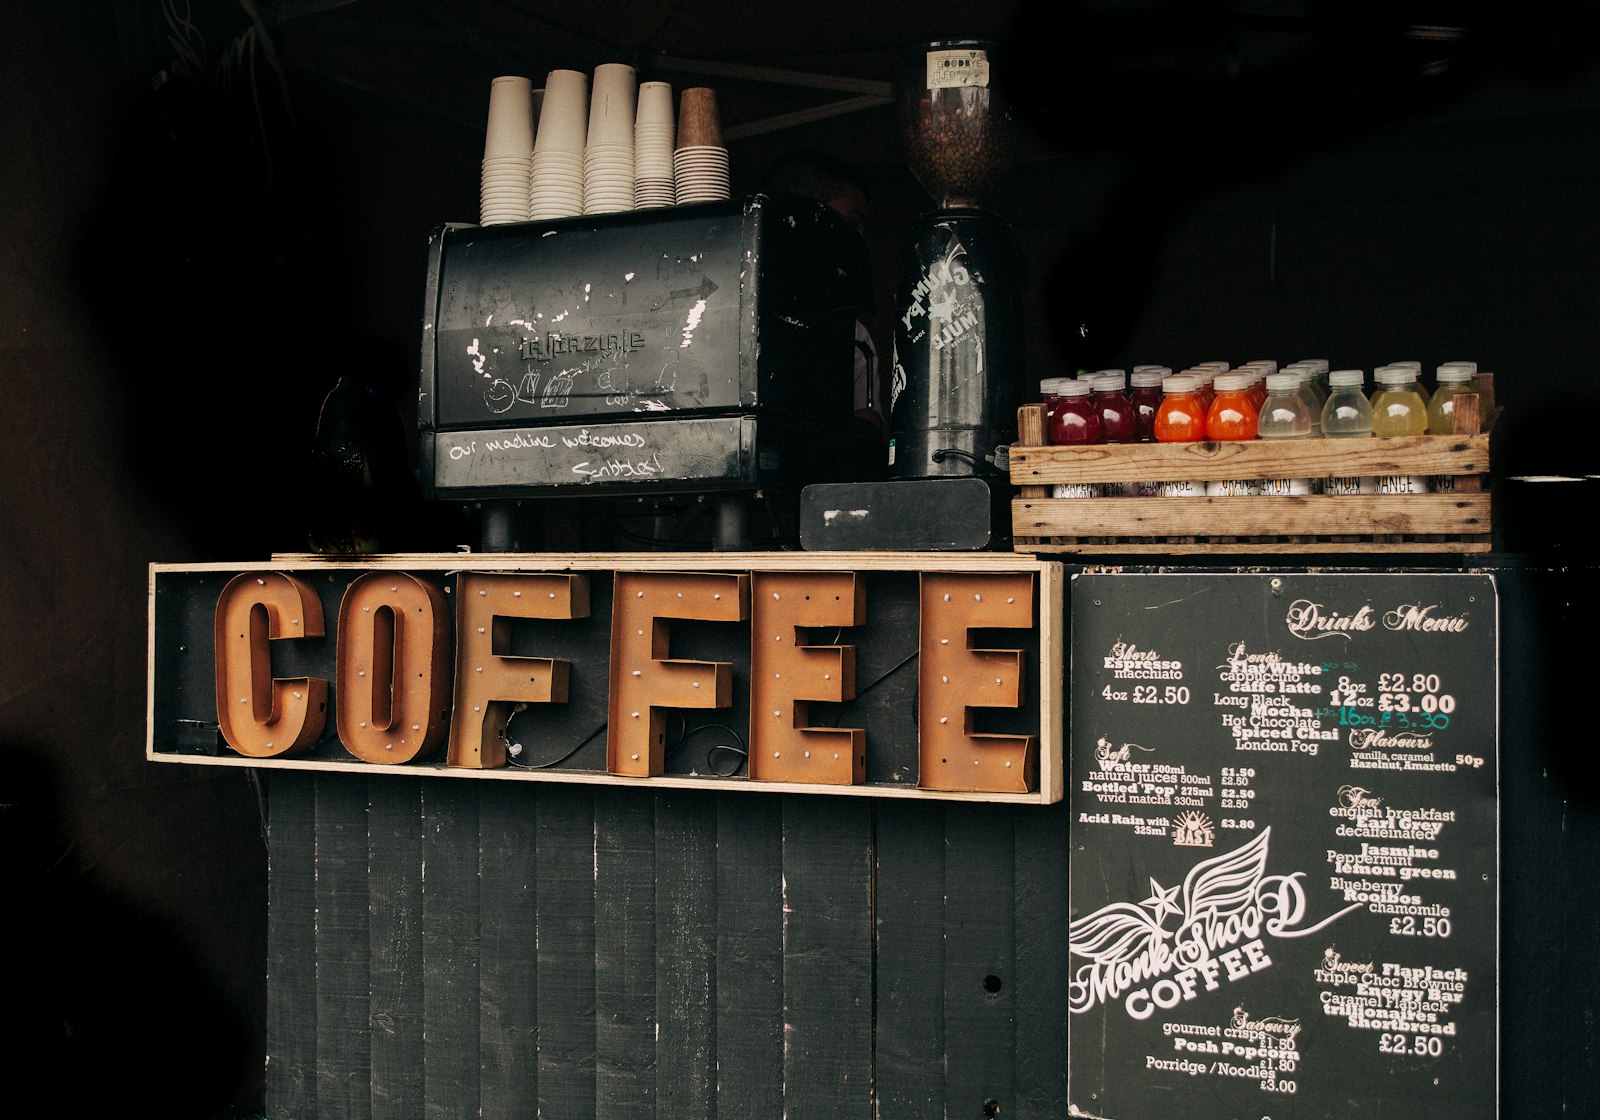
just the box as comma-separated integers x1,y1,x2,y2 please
266,776,1071,1119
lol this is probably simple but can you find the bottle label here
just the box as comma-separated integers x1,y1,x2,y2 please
1324,475,1379,496
926,50,991,89
1429,475,1458,493
1205,479,1260,497
1156,480,1202,498
1052,482,1099,499
1377,474,1431,495
1258,476,1314,496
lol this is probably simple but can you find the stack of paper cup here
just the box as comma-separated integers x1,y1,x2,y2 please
674,86,730,204
480,76,534,225
583,63,637,215
633,80,675,209
530,68,587,221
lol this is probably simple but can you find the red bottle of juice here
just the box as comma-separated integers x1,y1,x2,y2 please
1047,379,1102,445
1128,368,1165,442
1090,370,1138,443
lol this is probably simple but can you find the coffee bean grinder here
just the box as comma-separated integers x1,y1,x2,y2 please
797,38,1026,552
889,38,1024,494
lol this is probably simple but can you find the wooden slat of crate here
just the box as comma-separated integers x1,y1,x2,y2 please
1012,494,1492,555
1010,431,1490,485
1014,493,1490,537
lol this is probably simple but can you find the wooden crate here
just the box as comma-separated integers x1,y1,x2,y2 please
1008,385,1496,556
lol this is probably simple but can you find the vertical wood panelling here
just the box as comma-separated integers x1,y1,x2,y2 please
943,804,1018,1119
478,781,539,1119
535,787,599,1118
272,778,1071,1117
594,788,658,1118
1012,801,1070,1119
421,780,482,1118
781,795,874,1119
314,777,373,1120
714,793,785,1117
655,791,719,1120
871,800,946,1119
369,779,426,1120
267,772,318,1120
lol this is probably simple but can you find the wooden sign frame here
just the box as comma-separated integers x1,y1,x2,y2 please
148,552,1064,804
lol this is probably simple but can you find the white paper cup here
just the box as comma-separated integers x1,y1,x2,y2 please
484,76,535,159
587,63,638,148
534,69,589,154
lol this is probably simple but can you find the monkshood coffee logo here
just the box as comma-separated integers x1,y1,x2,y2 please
1286,599,1471,641
1069,828,1361,1021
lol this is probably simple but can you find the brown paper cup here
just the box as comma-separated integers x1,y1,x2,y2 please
676,86,723,149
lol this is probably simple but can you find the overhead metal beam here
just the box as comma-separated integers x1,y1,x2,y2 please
723,94,892,141
649,54,894,99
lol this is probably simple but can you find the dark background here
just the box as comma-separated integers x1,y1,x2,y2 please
3,1,1597,1115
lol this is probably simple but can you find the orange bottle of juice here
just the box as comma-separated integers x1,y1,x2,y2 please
1153,374,1207,442
1205,373,1258,441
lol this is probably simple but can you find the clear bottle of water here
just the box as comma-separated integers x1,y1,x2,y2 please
1321,369,1373,437
1320,369,1377,495
1257,371,1315,495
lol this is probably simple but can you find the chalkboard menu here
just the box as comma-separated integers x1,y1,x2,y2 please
1067,571,1497,1119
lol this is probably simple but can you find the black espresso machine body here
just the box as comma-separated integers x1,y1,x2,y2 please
418,194,877,500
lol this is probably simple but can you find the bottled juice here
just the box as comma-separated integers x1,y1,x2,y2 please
1047,378,1102,446
1205,373,1261,495
1371,366,1429,436
1370,366,1429,493
1320,369,1374,436
1381,361,1431,407
1426,363,1480,434
1257,371,1315,494
1039,376,1070,437
1091,370,1138,444
1426,362,1482,491
1205,373,1258,440
1128,369,1166,442
1294,368,1326,434
1153,373,1207,442
1320,369,1377,494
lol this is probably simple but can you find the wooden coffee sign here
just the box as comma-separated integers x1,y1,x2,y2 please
149,553,1063,804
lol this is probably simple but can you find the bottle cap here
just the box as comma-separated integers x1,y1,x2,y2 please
1056,378,1092,397
1163,373,1200,393
1130,369,1167,387
1437,360,1478,378
1435,365,1476,384
1375,366,1413,386
1298,358,1330,373
1132,364,1170,376
1040,377,1071,394
1389,360,1422,374
1328,368,1365,388
1248,360,1279,373
1092,370,1127,390
1195,361,1230,373
1213,373,1251,392
1265,372,1299,393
